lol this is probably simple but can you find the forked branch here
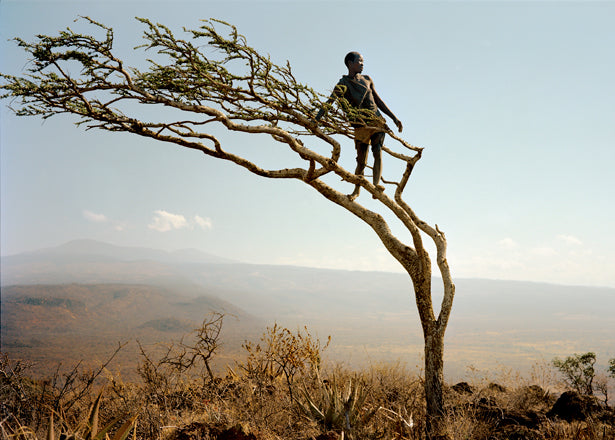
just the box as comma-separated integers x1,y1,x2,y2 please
1,17,456,439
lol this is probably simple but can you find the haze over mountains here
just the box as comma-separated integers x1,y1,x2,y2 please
2,239,614,379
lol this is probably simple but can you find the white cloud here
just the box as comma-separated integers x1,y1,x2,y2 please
194,215,213,230
497,238,518,249
557,234,583,246
148,210,188,232
147,211,213,232
83,210,108,223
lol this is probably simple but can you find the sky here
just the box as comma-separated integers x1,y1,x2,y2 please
1,1,614,288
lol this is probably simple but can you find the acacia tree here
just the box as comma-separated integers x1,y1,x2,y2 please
552,352,597,396
1,18,455,439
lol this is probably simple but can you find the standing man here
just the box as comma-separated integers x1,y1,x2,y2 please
316,51,403,200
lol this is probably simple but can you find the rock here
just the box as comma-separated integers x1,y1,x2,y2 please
488,382,507,393
547,390,601,422
170,422,258,440
171,421,211,440
217,424,257,440
451,381,474,395
499,409,544,430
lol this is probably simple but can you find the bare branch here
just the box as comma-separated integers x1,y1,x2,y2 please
1,18,456,437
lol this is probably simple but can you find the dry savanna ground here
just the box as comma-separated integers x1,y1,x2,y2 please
1,321,614,440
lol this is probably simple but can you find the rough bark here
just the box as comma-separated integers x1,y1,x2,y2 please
424,316,447,439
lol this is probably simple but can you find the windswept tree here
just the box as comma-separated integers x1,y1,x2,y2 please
2,18,455,439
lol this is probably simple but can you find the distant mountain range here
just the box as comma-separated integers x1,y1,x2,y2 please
5,239,236,265
2,239,614,379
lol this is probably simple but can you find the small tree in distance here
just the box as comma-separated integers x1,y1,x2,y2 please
608,358,615,379
552,352,597,396
1,18,456,439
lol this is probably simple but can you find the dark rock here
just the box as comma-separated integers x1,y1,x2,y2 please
171,421,211,440
170,422,258,440
451,381,474,395
520,385,550,405
218,425,257,440
499,409,544,430
488,382,507,393
547,390,602,422
478,396,497,407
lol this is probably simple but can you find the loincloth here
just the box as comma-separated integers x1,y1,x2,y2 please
354,120,388,144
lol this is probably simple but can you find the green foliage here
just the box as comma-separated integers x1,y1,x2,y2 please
0,16,420,170
0,16,348,138
552,352,596,395
1,16,432,434
608,358,615,379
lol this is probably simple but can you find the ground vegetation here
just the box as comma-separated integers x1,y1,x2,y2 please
1,17,453,438
2,324,614,440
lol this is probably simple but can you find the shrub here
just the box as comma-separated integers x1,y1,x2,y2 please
552,352,596,395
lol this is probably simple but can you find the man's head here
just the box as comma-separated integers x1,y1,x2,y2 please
344,52,364,75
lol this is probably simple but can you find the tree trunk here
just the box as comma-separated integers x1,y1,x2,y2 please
424,328,447,439
3,18,457,438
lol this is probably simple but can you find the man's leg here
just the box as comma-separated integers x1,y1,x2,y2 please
349,141,368,200
371,131,385,190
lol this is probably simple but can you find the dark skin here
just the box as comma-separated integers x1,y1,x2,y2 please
345,54,403,133
316,53,404,199
315,53,403,132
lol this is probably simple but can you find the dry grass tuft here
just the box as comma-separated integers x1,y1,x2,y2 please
2,327,614,440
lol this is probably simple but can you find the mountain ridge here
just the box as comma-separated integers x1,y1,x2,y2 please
4,239,237,265
2,240,614,378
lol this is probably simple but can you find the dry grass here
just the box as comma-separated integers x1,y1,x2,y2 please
1,327,614,440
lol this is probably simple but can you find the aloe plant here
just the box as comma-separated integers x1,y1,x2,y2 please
47,389,137,440
299,374,376,437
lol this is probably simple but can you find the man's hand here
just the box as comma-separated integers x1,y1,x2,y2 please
395,119,403,133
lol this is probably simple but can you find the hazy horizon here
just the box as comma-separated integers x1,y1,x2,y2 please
3,237,614,381
2,1,614,288
3,238,615,290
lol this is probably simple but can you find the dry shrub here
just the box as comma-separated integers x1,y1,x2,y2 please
542,419,615,440
3,329,615,440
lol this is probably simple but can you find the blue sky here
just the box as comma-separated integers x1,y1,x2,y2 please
1,1,614,287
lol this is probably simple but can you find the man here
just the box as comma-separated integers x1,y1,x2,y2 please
316,51,403,200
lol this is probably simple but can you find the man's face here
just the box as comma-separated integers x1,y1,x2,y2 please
348,54,364,75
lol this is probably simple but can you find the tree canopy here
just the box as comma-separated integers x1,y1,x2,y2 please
1,17,454,438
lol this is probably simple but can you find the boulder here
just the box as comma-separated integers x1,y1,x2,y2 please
218,425,257,440
547,390,600,422
488,382,507,393
170,422,258,440
451,381,474,395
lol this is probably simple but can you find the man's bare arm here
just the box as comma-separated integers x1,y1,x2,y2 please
371,81,403,133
